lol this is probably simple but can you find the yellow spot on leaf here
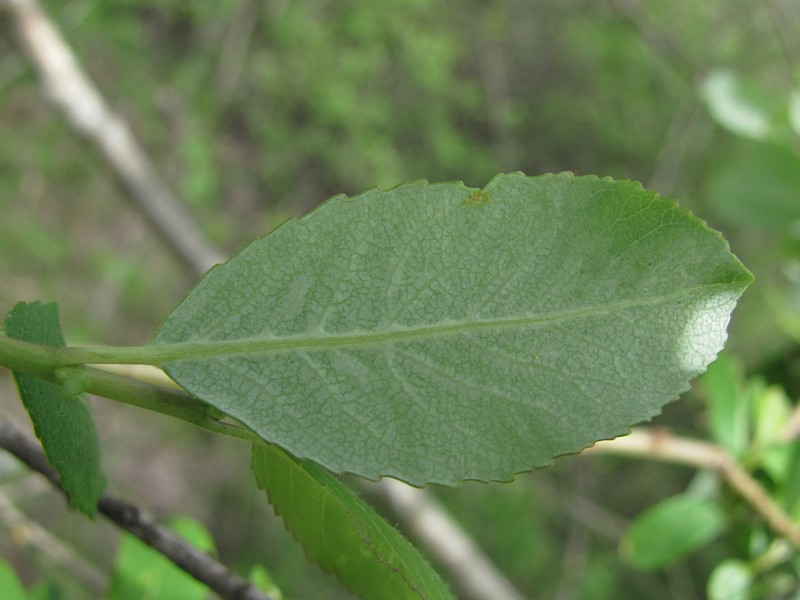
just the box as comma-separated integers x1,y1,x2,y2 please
464,191,489,205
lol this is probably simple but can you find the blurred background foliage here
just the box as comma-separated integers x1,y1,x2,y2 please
1,0,800,598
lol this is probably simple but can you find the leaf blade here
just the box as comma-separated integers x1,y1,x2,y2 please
621,493,726,570
157,173,752,484
251,443,455,600
4,302,106,517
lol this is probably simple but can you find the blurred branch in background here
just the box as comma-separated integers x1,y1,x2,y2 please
2,0,224,277
588,428,800,549
765,0,800,71
0,488,106,595
0,418,275,600
215,0,261,107
369,478,529,600
604,0,695,79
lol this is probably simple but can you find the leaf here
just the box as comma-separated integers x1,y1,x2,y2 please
705,142,800,231
781,442,800,514
251,442,454,600
750,385,792,481
707,559,751,600
246,565,284,600
752,385,791,448
156,173,753,485
3,302,105,517
700,70,780,141
0,558,28,600
621,493,726,570
702,354,748,457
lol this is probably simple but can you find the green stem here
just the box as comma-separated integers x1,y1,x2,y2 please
0,333,186,368
73,366,260,442
0,335,62,377
0,334,259,444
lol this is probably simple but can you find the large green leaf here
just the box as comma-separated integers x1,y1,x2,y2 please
3,302,105,516
156,173,752,485
252,442,454,600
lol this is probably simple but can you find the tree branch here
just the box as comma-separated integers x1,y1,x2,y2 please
2,0,225,277
0,490,107,595
369,478,529,600
587,428,800,548
0,418,276,600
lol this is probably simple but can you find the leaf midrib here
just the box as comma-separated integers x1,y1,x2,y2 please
152,282,742,363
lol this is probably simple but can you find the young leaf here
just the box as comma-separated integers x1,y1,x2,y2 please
702,354,748,457
251,442,454,600
246,565,284,600
621,493,726,570
3,302,105,517
707,559,752,600
0,558,28,600
705,142,800,231
156,173,753,485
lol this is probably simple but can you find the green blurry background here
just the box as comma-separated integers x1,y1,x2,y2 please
1,1,799,598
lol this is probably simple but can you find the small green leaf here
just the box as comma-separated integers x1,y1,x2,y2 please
781,443,800,514
701,70,779,141
107,517,213,600
706,142,800,231
702,354,748,457
749,385,792,481
3,302,105,517
791,90,800,136
0,558,28,600
157,173,752,485
707,559,752,600
252,443,454,600
247,564,284,600
621,493,726,570
752,385,791,448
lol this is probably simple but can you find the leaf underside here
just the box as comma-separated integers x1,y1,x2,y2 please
157,172,753,485
4,302,106,516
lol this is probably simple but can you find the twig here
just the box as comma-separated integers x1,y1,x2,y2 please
2,0,225,277
0,418,276,600
779,400,800,444
554,465,592,600
0,490,107,595
370,478,529,600
646,100,709,196
215,0,260,105
765,0,800,73
604,0,696,78
587,428,800,548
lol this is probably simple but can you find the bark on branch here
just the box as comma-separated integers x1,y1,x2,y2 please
0,418,275,600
